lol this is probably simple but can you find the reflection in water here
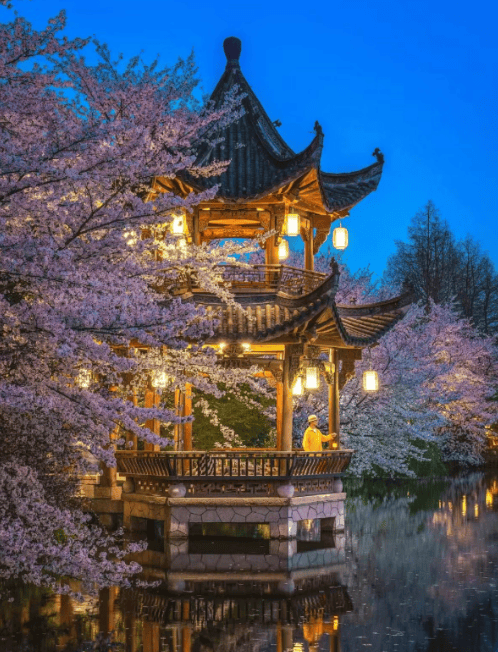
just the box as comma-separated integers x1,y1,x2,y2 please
0,474,498,651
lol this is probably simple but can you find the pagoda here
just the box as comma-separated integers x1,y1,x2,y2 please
102,37,412,540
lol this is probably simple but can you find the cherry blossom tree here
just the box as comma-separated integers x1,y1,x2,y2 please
0,8,257,591
297,297,498,475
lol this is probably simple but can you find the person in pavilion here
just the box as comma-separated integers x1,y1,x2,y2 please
302,415,335,452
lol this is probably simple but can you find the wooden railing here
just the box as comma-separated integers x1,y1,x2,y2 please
116,450,352,497
171,264,327,297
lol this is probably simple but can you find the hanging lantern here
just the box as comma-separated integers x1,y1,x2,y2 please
152,371,169,389
285,212,300,237
333,224,348,250
171,212,185,235
77,369,91,389
123,229,138,246
305,365,320,390
363,369,379,392
292,375,303,396
278,238,290,261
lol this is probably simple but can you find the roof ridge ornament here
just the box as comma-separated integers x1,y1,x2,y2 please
223,37,242,68
372,147,384,164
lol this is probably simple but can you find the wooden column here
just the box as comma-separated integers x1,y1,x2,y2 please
144,389,160,452
192,208,201,246
304,222,314,272
98,587,117,636
281,345,294,451
328,348,340,448
174,388,183,451
126,390,138,450
276,380,283,450
100,424,118,487
181,627,192,652
143,622,161,652
183,383,193,451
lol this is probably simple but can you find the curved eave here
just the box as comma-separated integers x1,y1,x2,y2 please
193,269,340,343
314,290,414,347
181,126,323,203
318,161,384,216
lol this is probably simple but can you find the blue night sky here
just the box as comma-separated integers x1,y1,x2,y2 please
2,0,497,277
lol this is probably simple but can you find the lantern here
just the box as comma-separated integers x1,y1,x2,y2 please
123,229,138,246
292,375,303,396
285,212,300,237
152,371,169,389
171,212,185,235
77,369,91,389
333,224,348,250
218,341,227,352
278,238,290,261
363,369,379,392
242,342,251,352
305,365,320,390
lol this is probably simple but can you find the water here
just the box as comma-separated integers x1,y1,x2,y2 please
1,473,497,652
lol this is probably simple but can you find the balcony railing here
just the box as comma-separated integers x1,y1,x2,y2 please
170,264,327,298
116,449,352,497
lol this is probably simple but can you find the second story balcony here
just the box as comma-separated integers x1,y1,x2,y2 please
170,263,330,302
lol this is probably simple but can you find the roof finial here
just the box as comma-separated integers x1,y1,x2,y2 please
372,147,384,164
223,37,242,66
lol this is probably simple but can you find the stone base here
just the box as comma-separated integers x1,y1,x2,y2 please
122,492,345,539
94,486,122,500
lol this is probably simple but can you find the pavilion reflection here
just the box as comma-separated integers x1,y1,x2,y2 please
119,531,350,652
50,531,352,652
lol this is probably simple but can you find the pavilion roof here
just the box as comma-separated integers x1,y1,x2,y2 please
191,264,412,348
180,37,384,217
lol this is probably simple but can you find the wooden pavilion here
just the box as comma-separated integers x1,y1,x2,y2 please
97,37,412,539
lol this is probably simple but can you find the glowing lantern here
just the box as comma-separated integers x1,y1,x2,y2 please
77,369,91,389
242,342,251,352
278,238,290,261
333,225,348,250
292,375,303,396
152,371,169,389
285,212,300,237
305,366,320,390
363,369,379,392
171,213,185,235
218,341,227,352
123,229,138,246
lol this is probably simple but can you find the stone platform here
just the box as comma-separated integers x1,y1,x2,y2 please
123,491,345,539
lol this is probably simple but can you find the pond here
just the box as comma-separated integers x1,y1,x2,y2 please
1,473,498,652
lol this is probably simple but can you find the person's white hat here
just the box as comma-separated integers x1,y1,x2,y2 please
308,414,318,423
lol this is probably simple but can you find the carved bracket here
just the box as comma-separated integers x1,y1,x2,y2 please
313,226,331,254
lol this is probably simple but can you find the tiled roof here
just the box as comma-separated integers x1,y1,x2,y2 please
182,37,383,214
196,270,412,348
